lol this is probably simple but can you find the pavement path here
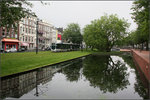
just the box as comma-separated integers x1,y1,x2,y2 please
120,49,149,64
132,49,149,64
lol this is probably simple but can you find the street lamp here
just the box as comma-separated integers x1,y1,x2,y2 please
36,18,39,54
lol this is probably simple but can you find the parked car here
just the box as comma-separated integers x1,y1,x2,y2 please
10,48,17,52
5,49,11,53
18,48,26,52
6,48,17,53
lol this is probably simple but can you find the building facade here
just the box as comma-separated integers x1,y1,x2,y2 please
38,20,52,50
51,26,57,44
0,14,59,51
0,24,20,51
19,15,37,50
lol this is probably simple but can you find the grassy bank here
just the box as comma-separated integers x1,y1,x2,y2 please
1,51,91,77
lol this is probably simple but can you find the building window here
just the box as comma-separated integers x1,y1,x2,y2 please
2,29,5,35
29,29,31,34
11,34,13,38
26,19,28,25
25,37,27,42
23,36,24,41
23,19,25,24
15,34,17,38
29,37,30,42
26,28,28,33
23,27,24,32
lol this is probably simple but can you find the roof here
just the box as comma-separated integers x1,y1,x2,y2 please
2,38,20,43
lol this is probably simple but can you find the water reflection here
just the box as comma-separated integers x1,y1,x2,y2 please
0,55,149,99
0,58,83,99
61,58,83,82
0,67,53,99
121,55,149,99
83,55,130,93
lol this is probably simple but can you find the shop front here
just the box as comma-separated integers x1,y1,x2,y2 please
20,42,29,50
2,38,19,51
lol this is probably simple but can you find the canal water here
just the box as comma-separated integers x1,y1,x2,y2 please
0,54,149,99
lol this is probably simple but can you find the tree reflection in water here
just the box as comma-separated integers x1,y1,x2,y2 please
61,58,83,82
122,55,149,99
83,55,130,93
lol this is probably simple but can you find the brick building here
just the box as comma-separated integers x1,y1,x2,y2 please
0,24,20,52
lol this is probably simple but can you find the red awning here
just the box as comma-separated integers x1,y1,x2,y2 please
21,42,29,46
2,38,20,43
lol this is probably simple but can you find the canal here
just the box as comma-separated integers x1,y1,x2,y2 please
0,54,149,99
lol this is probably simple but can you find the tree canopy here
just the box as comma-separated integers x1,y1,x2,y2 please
0,0,35,29
83,14,129,52
131,0,149,50
62,23,83,44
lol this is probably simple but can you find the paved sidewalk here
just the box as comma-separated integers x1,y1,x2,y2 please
120,49,149,63
132,49,149,64
120,49,131,52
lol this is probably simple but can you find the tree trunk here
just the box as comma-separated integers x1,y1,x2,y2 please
132,44,134,49
141,43,144,50
106,47,111,52
91,46,93,51
146,41,149,51
86,46,87,51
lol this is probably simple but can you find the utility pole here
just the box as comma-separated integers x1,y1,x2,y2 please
36,19,39,54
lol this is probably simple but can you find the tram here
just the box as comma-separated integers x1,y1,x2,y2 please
51,43,80,52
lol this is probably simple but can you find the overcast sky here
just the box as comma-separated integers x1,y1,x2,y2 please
30,1,137,31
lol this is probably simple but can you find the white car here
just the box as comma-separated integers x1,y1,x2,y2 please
5,49,10,53
6,48,17,53
10,48,17,52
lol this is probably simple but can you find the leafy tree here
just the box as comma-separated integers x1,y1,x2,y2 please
62,23,83,44
0,0,35,29
131,0,149,50
83,14,129,52
122,31,138,48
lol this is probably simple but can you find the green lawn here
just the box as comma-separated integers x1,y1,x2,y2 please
1,51,91,77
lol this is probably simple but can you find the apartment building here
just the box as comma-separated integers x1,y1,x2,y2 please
0,24,20,51
1,14,58,51
51,26,57,44
19,15,37,50
38,20,52,50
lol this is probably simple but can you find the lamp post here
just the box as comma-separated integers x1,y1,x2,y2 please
36,18,39,54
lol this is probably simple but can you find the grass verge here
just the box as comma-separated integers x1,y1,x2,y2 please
1,51,91,77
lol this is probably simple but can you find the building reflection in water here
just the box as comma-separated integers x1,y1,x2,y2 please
0,66,53,99
0,58,82,99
